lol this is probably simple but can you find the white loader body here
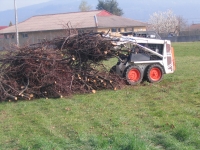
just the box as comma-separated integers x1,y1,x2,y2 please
111,34,175,85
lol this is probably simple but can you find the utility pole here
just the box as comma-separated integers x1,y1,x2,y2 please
14,0,19,46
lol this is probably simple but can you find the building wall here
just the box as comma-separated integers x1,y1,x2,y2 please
0,26,146,49
0,39,4,50
133,26,146,32
1,30,73,48
97,26,146,37
0,34,16,49
97,28,122,37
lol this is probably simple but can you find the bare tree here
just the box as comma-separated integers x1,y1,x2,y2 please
176,16,188,35
148,10,178,35
79,0,92,11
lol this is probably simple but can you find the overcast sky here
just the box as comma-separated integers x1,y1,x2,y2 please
0,0,50,11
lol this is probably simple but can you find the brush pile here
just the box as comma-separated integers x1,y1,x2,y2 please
0,31,125,101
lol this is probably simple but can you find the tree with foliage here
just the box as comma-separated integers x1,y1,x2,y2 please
9,21,13,26
79,0,92,11
96,0,123,16
148,10,187,36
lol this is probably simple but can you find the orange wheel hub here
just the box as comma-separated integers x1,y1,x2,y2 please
149,68,161,81
128,69,140,81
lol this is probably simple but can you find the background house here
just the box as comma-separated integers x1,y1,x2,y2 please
0,26,8,39
189,24,200,35
0,10,147,48
0,26,8,50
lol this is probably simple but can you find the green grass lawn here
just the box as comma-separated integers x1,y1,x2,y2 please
0,42,200,150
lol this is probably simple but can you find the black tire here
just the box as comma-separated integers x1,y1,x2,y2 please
124,65,143,85
146,64,164,83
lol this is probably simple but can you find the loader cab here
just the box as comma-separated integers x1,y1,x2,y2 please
127,42,164,62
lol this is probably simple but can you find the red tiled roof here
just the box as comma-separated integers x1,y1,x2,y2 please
0,26,8,30
97,10,112,16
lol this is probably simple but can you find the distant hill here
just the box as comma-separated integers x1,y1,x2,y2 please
0,0,84,26
0,0,199,26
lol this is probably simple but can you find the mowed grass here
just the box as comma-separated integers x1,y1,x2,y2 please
0,42,200,150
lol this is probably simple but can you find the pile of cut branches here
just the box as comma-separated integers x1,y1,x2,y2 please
0,32,125,101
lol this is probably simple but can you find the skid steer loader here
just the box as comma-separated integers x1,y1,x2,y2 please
110,31,175,85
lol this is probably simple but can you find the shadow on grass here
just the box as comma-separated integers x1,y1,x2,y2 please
152,134,178,150
171,128,190,142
